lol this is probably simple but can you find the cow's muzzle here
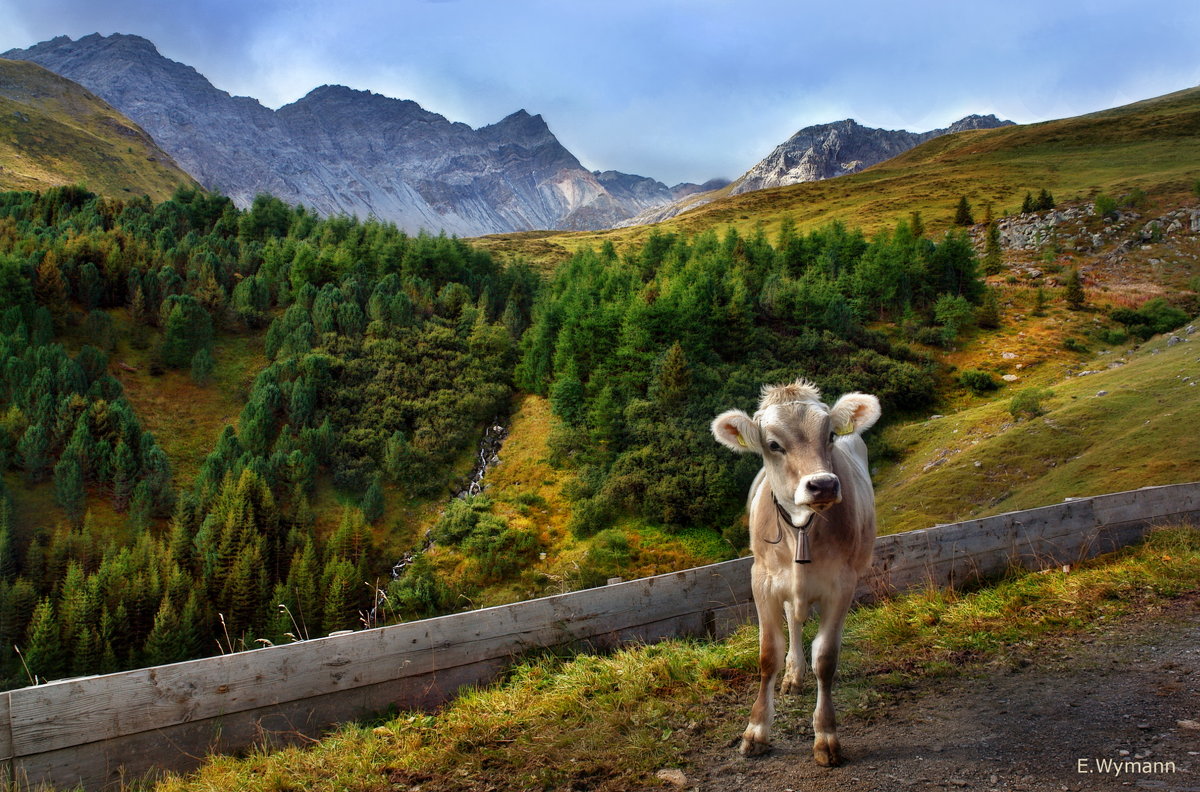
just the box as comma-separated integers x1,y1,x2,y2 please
799,473,841,510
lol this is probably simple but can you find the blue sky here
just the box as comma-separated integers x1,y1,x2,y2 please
2,0,1198,185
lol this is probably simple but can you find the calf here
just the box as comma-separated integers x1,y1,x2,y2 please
712,379,880,765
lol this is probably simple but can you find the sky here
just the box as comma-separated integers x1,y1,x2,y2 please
1,0,1199,186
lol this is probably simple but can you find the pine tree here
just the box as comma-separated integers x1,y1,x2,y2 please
143,596,185,666
909,210,925,239
34,252,68,328
655,341,691,405
111,440,138,511
383,430,413,483
23,598,65,682
953,196,975,226
1021,192,1035,214
54,457,86,527
1064,269,1086,310
977,288,1002,329
1035,188,1056,211
983,221,1003,275
191,347,215,386
18,423,50,483
361,476,385,524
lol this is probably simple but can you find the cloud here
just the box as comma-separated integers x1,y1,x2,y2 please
1,0,1198,185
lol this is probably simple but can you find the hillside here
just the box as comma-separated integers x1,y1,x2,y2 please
0,58,194,200
475,85,1200,266
874,321,1200,534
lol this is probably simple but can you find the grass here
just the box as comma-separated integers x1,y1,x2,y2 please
146,523,1200,792
872,324,1200,534
0,59,195,201
474,85,1200,267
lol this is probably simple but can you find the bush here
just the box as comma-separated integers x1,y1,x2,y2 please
1110,298,1189,339
1094,327,1128,346
1094,194,1118,219
1063,337,1089,353
959,369,999,394
1010,388,1053,421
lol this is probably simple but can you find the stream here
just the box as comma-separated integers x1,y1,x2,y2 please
381,419,509,590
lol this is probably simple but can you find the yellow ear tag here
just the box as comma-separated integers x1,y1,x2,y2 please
835,422,854,436
736,432,747,448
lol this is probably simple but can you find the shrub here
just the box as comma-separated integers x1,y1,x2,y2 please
1094,194,1118,219
1063,337,1089,353
1094,327,1128,346
1009,388,1053,421
959,369,999,394
1110,298,1189,339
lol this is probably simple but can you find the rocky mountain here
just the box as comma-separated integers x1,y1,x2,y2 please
730,114,1013,195
616,115,1014,228
0,57,195,200
2,33,695,235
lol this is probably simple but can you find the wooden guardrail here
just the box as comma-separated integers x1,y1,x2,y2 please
4,481,1199,790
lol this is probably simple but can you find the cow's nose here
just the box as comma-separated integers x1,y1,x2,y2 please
806,474,840,502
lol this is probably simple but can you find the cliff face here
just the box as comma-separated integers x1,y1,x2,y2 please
3,33,692,234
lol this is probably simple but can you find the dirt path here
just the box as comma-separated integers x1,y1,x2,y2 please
689,597,1200,792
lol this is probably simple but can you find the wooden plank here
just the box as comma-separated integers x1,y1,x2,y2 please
13,657,511,792
10,558,752,756
0,692,10,789
1091,482,1200,526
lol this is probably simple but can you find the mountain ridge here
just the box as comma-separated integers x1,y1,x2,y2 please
2,33,700,235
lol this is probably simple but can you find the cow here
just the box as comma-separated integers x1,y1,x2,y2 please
711,378,880,766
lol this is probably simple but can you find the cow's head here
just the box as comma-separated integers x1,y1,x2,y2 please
711,379,880,526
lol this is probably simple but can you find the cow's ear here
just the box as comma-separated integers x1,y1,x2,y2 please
711,409,762,454
829,393,881,436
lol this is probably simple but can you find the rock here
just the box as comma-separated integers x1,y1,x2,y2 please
1186,325,1196,335
1002,351,1018,360
1001,374,1019,382
655,768,688,788
1167,336,1182,347
1096,390,1108,397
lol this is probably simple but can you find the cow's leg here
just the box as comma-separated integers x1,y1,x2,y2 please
780,598,810,695
741,584,784,756
811,583,854,767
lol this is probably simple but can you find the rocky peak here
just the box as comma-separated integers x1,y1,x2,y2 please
479,109,556,145
730,113,1013,196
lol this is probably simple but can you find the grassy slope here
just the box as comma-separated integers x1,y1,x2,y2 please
874,325,1200,534
474,85,1200,267
0,58,195,201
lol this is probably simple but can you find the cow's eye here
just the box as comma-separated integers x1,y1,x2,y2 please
828,431,837,444
767,440,784,454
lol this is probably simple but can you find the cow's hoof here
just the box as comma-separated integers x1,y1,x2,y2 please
780,676,802,695
813,736,841,767
739,737,772,757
